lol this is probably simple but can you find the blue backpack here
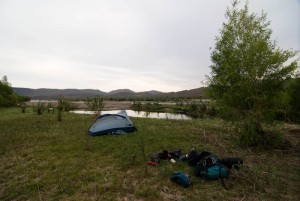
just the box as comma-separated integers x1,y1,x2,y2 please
194,153,229,180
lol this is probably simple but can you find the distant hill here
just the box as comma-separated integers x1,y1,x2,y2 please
108,89,135,95
13,88,106,99
165,88,205,98
13,87,206,100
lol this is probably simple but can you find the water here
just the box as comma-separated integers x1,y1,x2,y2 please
70,109,192,120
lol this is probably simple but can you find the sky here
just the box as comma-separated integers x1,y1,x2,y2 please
0,0,299,92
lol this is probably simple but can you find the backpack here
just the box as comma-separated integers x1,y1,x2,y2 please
187,150,212,166
194,153,229,180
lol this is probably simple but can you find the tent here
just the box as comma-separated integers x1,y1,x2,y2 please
88,110,137,136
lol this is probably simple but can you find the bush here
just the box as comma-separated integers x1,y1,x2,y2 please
33,102,45,115
46,102,55,114
19,102,27,113
132,102,163,112
239,115,285,148
185,101,217,118
132,101,142,111
85,96,105,116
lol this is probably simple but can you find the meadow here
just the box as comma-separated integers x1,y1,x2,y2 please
0,107,299,200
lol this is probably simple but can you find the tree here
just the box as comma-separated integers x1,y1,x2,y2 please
287,77,300,122
56,97,77,121
208,1,299,146
0,75,31,107
0,76,16,107
85,96,105,116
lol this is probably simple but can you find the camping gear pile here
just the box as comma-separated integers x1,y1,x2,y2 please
148,149,243,189
88,111,244,189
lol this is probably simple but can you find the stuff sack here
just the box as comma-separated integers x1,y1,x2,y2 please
170,172,191,188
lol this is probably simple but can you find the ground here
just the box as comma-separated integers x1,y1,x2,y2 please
0,107,299,200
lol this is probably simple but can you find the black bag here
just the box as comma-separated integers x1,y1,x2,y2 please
219,157,243,170
188,150,212,166
158,150,169,160
187,149,198,166
169,149,182,159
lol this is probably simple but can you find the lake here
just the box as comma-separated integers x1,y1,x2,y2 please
70,109,192,120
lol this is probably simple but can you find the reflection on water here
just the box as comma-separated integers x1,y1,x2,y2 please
70,109,192,120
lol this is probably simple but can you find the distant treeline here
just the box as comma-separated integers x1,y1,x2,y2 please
94,96,205,102
13,87,206,101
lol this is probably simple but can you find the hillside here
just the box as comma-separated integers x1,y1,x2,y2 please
13,87,206,100
14,88,106,99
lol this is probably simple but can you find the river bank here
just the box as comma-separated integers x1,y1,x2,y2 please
27,100,179,111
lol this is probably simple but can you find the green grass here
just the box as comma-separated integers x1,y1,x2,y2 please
0,107,299,200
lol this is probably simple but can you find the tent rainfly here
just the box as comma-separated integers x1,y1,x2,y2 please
88,110,137,136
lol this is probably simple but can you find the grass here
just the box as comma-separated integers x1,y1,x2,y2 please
0,107,299,200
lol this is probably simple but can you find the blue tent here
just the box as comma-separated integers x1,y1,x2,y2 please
88,110,137,136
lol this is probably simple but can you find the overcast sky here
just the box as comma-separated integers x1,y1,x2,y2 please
0,0,299,92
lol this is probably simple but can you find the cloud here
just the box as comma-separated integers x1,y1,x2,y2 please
0,0,299,92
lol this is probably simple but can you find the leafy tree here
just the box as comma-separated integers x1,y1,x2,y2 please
17,95,31,103
2,75,8,84
208,1,299,146
85,96,105,116
56,97,77,121
0,76,17,107
287,77,300,122
57,98,64,121
0,76,31,107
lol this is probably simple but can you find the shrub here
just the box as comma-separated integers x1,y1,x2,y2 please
85,96,105,116
33,102,45,115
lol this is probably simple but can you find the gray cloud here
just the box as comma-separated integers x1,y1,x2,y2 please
0,0,299,92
